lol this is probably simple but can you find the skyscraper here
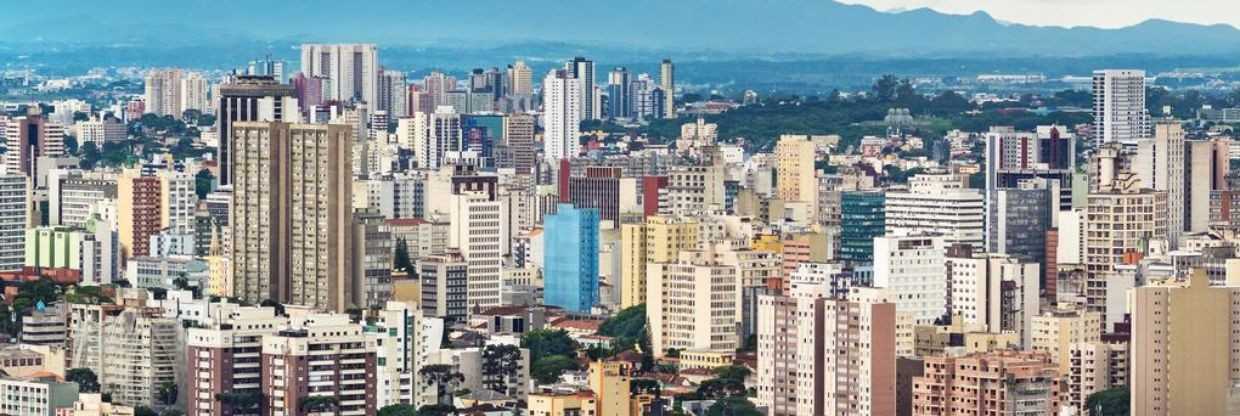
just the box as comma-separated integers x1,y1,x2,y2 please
215,75,297,186
0,174,27,271
840,191,886,263
508,60,533,96
229,121,353,311
542,70,582,163
399,106,462,170
660,59,675,119
1092,69,1150,145
299,43,380,105
775,135,817,214
565,57,596,120
179,72,210,114
144,68,183,117
1135,121,1185,246
502,113,536,175
3,109,64,178
543,203,600,313
606,67,631,119
448,171,503,311
379,69,409,118
247,57,286,81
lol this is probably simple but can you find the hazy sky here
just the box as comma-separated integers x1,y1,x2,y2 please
837,0,1240,28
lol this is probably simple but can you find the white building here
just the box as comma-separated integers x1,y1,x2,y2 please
885,174,984,250
179,72,211,114
449,186,504,311
542,69,583,163
647,247,742,358
299,43,380,106
1092,69,1150,145
872,233,946,325
0,374,79,415
0,174,28,272
400,107,462,170
946,252,1040,347
1134,122,1185,247
74,117,127,144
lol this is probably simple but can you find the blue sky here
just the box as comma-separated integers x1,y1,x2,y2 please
838,0,1239,28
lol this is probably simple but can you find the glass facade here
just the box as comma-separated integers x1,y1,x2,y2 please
544,203,600,313
840,191,886,264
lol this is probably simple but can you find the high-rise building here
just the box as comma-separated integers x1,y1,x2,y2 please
185,304,286,416
247,57,286,81
1084,178,1167,327
647,246,741,358
399,106,462,170
1092,69,1150,145
1030,309,1101,376
912,351,1062,415
775,135,817,215
179,72,211,114
1184,137,1230,234
565,57,596,120
502,114,536,175
1135,121,1185,246
71,306,179,408
543,204,600,313
1131,270,1240,416
0,174,27,271
261,314,377,416
984,126,1074,220
840,191,885,264
606,67,631,119
299,43,380,105
756,275,897,416
565,167,634,223
873,233,946,325
660,59,675,119
353,209,393,308
418,251,468,324
157,170,197,235
4,110,65,178
620,216,698,309
508,60,533,97
215,75,297,186
144,69,183,117
447,172,503,311
117,170,161,260
885,174,984,249
543,69,583,163
379,69,409,118
988,177,1057,267
1065,340,1129,413
946,248,1041,347
229,121,353,311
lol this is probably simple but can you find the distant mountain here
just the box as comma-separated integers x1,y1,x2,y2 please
2,0,1239,57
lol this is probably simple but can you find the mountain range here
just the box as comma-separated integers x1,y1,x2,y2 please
2,0,1239,58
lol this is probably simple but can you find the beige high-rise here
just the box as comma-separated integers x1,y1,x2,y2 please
620,216,699,308
229,121,353,311
1132,269,1240,415
775,135,818,215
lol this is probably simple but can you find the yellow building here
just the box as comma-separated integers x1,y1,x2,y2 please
750,233,783,253
528,391,597,416
588,361,633,416
913,319,1020,357
679,349,735,370
775,135,818,213
620,216,698,308
1132,269,1240,416
1030,309,1101,375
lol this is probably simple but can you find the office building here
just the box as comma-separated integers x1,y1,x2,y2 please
229,121,353,311
353,210,393,308
0,374,79,415
215,75,297,186
988,177,1057,267
840,191,885,264
503,113,537,175
508,60,533,97
4,110,65,178
400,106,462,170
607,67,631,119
419,251,468,324
946,248,1040,347
565,57,596,120
1093,69,1150,145
1134,121,1185,246
247,57,286,81
299,43,380,105
885,174,984,249
543,204,600,313
448,172,503,311
984,126,1074,219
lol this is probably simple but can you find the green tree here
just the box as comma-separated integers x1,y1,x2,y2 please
597,304,646,352
481,344,523,395
79,142,100,169
376,404,416,416
418,364,465,406
215,391,263,415
705,397,762,416
63,135,79,155
1085,387,1129,416
194,169,215,200
417,404,456,416
520,329,578,363
530,355,579,385
66,368,100,393
299,396,339,413
872,74,899,102
377,404,418,416
157,381,178,406
135,407,158,416
394,238,415,276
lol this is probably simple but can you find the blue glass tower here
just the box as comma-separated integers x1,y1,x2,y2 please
543,204,600,313
840,191,886,264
